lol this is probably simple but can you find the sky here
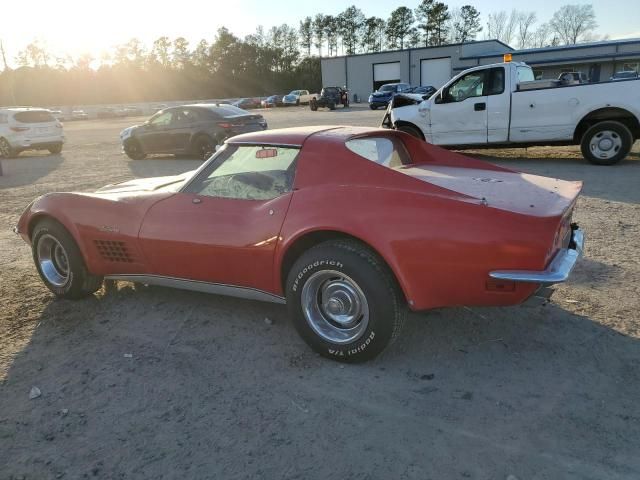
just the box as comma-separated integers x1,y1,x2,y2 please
2,0,639,66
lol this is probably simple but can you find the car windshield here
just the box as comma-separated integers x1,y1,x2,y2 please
379,85,395,92
322,87,338,94
14,110,56,123
288,91,299,95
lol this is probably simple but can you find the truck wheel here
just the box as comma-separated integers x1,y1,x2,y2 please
369,105,378,110
329,102,336,110
286,240,406,363
396,124,424,140
581,121,632,165
310,101,318,111
32,219,103,299
124,139,146,160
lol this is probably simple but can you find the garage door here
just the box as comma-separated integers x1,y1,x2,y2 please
373,62,401,91
420,57,452,88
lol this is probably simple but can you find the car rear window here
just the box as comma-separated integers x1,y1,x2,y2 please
346,137,411,168
13,110,56,123
210,105,249,117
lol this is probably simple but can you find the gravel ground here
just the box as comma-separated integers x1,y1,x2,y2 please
1,105,639,479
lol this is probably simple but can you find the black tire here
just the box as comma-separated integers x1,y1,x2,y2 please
310,100,318,111
369,105,378,110
329,102,336,110
296,99,300,106
0,138,17,158
32,219,103,299
286,240,406,363
396,124,424,140
580,121,632,165
192,135,215,160
48,143,63,155
124,139,146,160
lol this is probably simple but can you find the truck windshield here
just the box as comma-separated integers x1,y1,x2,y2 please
516,67,535,83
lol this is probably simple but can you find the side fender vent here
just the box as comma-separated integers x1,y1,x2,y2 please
94,240,134,263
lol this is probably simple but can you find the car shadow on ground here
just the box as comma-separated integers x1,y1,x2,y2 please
1,283,639,478
0,154,64,189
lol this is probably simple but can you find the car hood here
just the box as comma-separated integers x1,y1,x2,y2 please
95,171,195,194
395,164,582,217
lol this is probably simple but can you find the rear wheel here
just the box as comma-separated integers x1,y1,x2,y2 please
0,138,17,158
310,100,318,111
329,102,336,111
124,139,146,160
396,124,424,140
369,104,378,110
286,240,406,362
48,143,63,155
32,219,103,299
581,121,632,165
192,135,215,160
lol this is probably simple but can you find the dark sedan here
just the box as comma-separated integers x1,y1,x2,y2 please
119,104,268,160
261,95,283,108
368,83,412,110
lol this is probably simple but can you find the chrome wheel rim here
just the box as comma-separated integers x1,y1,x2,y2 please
37,234,70,287
301,270,369,344
589,130,622,160
0,139,10,157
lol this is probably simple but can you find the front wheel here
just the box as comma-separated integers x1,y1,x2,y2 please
309,100,318,111
0,138,17,158
286,240,406,362
369,105,378,110
32,219,103,299
396,124,424,140
581,121,632,165
124,139,146,160
48,143,63,155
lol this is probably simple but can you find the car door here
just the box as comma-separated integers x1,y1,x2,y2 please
137,109,174,153
485,67,510,143
430,69,488,145
138,144,299,293
169,108,198,152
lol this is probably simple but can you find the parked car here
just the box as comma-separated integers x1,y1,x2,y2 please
97,107,120,119
151,104,168,113
410,85,437,98
232,98,261,110
261,95,283,108
71,110,89,121
119,104,267,160
123,106,144,116
16,125,584,362
0,108,65,158
610,70,638,81
386,61,640,165
49,109,66,122
309,86,349,111
282,90,317,106
368,83,412,110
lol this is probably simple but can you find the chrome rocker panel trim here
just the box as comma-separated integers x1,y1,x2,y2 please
489,228,584,285
104,274,286,304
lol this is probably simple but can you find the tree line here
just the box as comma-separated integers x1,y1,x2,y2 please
0,3,601,106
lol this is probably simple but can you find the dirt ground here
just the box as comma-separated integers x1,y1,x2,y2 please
1,105,639,479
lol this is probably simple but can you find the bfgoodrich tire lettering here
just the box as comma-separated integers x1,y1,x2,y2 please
32,219,103,299
286,240,406,362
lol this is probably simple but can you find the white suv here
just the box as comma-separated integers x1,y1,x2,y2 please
0,108,65,158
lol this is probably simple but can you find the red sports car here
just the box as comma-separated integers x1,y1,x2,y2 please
15,126,584,362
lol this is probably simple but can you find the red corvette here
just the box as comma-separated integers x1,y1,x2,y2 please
15,126,584,361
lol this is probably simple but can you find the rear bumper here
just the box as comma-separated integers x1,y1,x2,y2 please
11,135,65,149
490,227,584,285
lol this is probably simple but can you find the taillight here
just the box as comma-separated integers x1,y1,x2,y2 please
10,126,29,132
218,122,232,129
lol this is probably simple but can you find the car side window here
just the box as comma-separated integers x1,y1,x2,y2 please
445,71,486,102
184,145,299,201
149,111,173,127
345,137,410,168
173,109,198,125
487,68,505,96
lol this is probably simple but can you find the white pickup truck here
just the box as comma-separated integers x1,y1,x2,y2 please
282,89,318,106
386,61,640,165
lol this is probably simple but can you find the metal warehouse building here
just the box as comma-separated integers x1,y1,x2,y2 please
321,38,640,102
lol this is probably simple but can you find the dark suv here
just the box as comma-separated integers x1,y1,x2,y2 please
119,104,267,160
368,83,412,110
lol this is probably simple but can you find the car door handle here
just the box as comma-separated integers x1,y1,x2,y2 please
474,102,486,111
